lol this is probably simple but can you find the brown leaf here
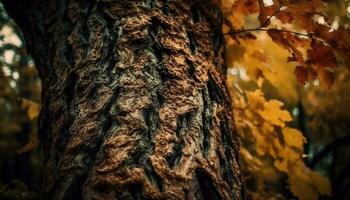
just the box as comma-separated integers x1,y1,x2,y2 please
294,66,308,85
276,11,294,24
307,41,337,69
318,68,335,89
258,2,280,26
227,44,246,66
252,50,267,62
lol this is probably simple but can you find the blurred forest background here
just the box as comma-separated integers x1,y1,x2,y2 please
0,0,349,199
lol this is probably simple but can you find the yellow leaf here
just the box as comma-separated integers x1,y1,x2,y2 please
21,99,40,120
239,33,300,103
309,171,331,196
246,89,265,111
289,174,318,200
274,159,288,173
282,127,306,149
278,147,300,161
259,99,292,127
289,161,331,200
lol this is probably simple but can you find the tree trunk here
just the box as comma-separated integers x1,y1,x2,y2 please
2,0,244,199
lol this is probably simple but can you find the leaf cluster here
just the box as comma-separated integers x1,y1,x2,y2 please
227,78,331,200
219,0,350,89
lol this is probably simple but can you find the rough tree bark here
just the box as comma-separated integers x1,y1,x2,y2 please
2,0,244,199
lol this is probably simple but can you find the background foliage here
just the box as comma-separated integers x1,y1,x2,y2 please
0,0,350,199
218,0,350,199
0,4,41,200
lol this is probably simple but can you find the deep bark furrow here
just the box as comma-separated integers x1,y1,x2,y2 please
2,0,244,199
195,169,221,200
201,87,212,157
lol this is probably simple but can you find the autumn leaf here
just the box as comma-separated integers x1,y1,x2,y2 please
276,11,293,24
246,89,265,111
318,68,335,89
289,161,331,200
307,41,337,69
227,81,331,200
310,171,332,196
274,159,288,172
267,30,304,64
294,66,308,85
289,172,318,200
21,98,40,120
252,50,267,62
220,0,340,198
282,127,306,149
222,0,260,29
259,99,292,127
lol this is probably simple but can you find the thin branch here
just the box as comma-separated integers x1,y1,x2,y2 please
224,3,331,46
225,27,330,45
260,4,284,28
223,4,283,36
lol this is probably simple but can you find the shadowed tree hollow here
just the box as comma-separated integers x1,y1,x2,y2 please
2,0,244,199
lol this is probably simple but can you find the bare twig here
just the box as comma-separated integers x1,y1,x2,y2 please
225,27,330,45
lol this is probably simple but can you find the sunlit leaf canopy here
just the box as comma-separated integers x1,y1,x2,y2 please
0,0,350,200
219,0,350,199
219,0,350,89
